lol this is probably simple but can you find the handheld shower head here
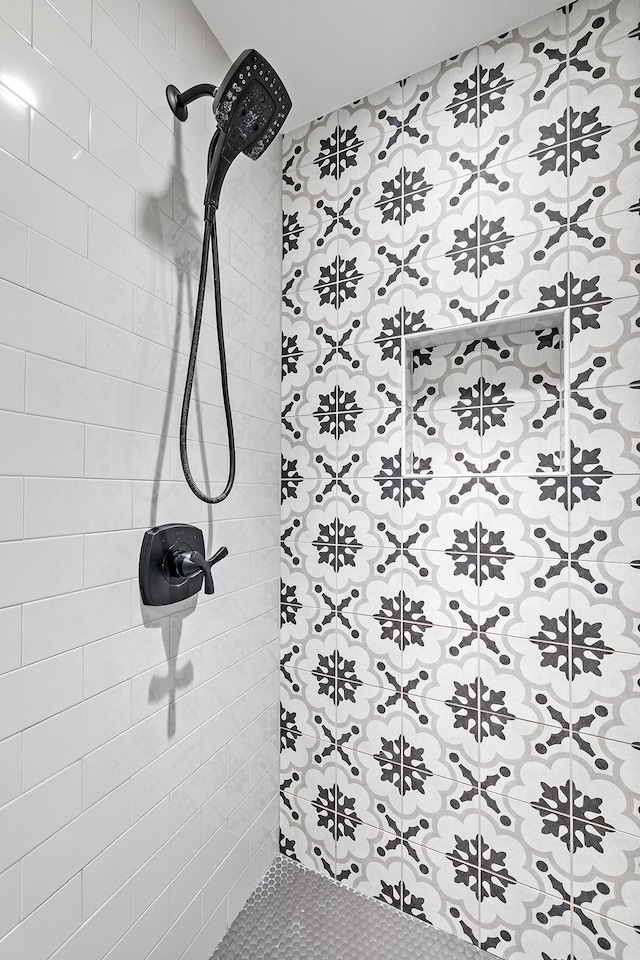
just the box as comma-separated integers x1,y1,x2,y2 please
205,49,291,213
214,49,291,160
166,49,291,213
164,50,291,505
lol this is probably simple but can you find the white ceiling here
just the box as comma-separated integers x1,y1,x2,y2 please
194,0,564,133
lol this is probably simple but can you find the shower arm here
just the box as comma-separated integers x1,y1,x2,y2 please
166,82,218,122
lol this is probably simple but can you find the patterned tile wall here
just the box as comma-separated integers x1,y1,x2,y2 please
280,1,640,959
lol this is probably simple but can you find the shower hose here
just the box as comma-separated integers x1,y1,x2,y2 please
179,141,235,504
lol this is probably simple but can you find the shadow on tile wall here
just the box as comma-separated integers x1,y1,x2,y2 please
279,1,640,958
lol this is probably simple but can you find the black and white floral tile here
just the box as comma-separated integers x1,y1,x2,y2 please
281,1,640,958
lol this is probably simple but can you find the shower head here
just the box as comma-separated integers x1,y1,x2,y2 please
205,49,291,213
166,49,291,215
164,50,291,505
213,49,291,161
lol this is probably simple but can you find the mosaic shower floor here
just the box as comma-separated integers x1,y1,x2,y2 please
211,855,493,960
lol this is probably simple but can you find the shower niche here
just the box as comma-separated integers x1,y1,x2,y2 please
401,309,570,477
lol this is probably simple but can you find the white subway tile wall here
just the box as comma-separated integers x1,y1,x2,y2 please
0,0,282,958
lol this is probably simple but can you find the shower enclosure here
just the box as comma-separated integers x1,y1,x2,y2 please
0,0,637,959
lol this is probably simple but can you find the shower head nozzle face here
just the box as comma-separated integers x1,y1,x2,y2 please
213,49,292,160
200,48,292,214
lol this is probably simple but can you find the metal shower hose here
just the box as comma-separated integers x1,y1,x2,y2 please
179,140,236,504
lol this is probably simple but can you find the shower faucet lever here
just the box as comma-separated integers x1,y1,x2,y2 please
208,546,230,566
173,549,214,594
170,544,229,595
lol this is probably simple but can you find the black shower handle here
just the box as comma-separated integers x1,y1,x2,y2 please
171,545,228,595
208,546,229,566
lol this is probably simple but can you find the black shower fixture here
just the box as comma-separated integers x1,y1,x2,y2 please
139,524,229,606
166,82,217,122
138,51,290,607
165,49,291,506
168,49,292,215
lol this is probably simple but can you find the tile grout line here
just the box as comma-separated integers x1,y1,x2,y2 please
564,6,577,952
475,45,482,938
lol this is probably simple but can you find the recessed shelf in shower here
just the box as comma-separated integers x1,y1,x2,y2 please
401,308,571,478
